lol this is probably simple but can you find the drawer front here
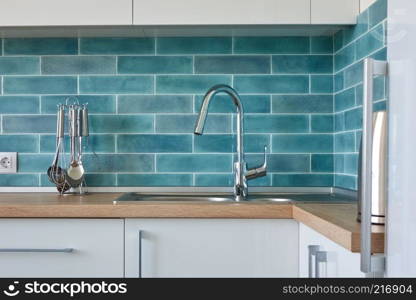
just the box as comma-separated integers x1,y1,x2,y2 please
0,219,124,278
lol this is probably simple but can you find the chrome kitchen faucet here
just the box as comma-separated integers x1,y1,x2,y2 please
194,84,267,201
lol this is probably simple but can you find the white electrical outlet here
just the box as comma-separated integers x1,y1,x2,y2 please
0,152,17,174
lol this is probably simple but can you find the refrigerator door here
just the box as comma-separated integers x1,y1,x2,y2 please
387,0,416,277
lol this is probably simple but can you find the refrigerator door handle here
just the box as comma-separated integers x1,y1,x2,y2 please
360,58,388,274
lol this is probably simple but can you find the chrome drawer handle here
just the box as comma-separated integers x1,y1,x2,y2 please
0,248,73,253
315,251,328,278
308,245,320,278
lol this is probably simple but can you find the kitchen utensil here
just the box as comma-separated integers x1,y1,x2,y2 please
65,105,84,188
47,105,65,184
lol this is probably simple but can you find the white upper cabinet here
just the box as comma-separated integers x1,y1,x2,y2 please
311,0,359,24
133,0,311,25
0,0,132,26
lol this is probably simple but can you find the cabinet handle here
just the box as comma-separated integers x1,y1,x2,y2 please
360,58,387,274
138,230,142,278
315,251,327,278
0,248,73,253
308,245,320,278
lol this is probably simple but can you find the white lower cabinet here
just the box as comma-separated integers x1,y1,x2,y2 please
125,219,299,278
0,219,124,278
299,223,363,277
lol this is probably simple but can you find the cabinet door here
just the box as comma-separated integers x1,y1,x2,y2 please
133,0,310,25
0,219,124,278
125,219,298,277
0,0,132,26
299,223,364,278
311,0,359,24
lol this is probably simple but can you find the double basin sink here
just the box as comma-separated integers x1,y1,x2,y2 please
113,192,355,204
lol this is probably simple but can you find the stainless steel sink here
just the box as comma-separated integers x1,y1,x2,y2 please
113,192,354,204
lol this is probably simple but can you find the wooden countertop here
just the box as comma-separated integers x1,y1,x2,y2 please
0,193,384,253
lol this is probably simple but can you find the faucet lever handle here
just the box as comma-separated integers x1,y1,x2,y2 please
245,145,268,180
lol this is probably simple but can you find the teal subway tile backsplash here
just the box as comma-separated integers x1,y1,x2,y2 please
0,135,38,153
0,57,39,75
41,56,116,75
118,95,193,113
0,0,387,189
4,76,77,94
157,37,231,54
272,55,333,74
194,56,270,74
0,96,39,114
80,38,154,55
79,76,154,94
234,37,309,54
4,38,78,55
118,56,193,74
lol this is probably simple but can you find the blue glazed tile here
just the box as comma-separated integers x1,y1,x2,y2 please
84,174,117,187
4,76,77,94
356,24,384,60
371,47,387,60
156,115,231,133
311,154,334,172
195,95,270,113
374,100,387,111
334,113,345,131
246,115,309,133
0,174,39,186
334,44,355,71
80,38,154,55
272,134,333,153
234,75,309,93
79,76,153,94
195,56,270,74
335,87,355,112
0,57,39,75
311,115,334,132
246,154,309,172
4,38,78,55
311,75,333,93
344,107,362,130
272,55,333,74
369,0,387,28
334,174,356,190
272,174,333,187
118,174,192,187
344,154,358,174
40,134,115,153
3,115,55,133
355,131,362,152
272,95,333,113
82,154,154,172
334,154,344,173
311,36,333,54
244,134,270,153
118,95,193,113
344,61,363,88
334,132,355,152
0,135,38,153
194,134,233,153
157,37,231,54
156,154,232,172
18,154,52,172
156,75,231,94
343,10,369,45
41,95,116,114
373,76,385,101
0,96,39,114
334,72,344,92
195,174,233,187
234,37,309,54
117,134,192,153
42,56,116,74
118,56,193,74
89,115,153,133
355,84,363,105
334,30,344,52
